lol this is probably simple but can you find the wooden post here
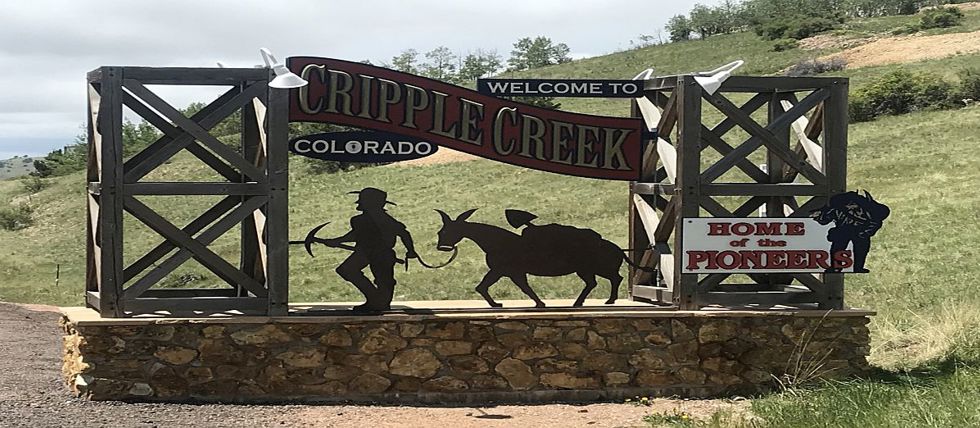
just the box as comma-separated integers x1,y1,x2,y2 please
628,100,650,295
674,76,702,310
821,79,849,310
98,67,125,317
265,76,290,316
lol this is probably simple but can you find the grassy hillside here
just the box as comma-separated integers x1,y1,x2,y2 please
0,156,38,180
2,9,980,426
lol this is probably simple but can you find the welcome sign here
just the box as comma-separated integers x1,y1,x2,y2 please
287,57,645,180
682,218,855,273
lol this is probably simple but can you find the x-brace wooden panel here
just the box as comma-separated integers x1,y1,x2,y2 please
86,66,288,317
122,195,269,299
701,89,829,184
122,80,268,183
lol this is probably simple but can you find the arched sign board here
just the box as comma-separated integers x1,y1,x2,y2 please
289,131,438,163
286,56,645,180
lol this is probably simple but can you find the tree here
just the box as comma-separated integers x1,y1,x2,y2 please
457,49,503,83
419,46,458,82
666,14,694,41
390,49,420,74
507,36,571,71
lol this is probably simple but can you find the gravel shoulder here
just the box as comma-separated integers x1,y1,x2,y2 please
0,302,743,427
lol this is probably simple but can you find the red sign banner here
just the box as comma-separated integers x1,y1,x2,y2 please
287,57,644,180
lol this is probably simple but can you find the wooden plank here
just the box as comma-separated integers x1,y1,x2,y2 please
265,79,290,316
86,291,101,310
657,139,678,183
122,67,268,84
122,85,241,175
123,196,239,282
629,99,649,293
632,249,657,286
631,285,673,303
656,91,679,137
700,125,770,183
140,288,241,298
787,195,827,218
820,79,849,310
632,194,660,243
700,89,829,184
791,273,826,294
708,93,769,140
87,83,103,182
123,82,267,182
241,91,265,297
700,291,818,306
733,196,769,217
124,183,268,195
701,183,824,196
698,273,731,292
674,76,702,310
631,183,674,195
654,199,677,242
121,91,240,182
699,197,734,217
122,195,269,299
124,297,268,315
123,80,267,182
781,99,824,172
767,93,791,222
98,67,125,317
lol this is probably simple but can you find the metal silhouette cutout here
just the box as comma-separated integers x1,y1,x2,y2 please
436,209,649,308
291,188,458,313
294,188,416,312
810,190,890,273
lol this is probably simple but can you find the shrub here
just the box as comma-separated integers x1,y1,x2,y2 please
785,58,847,76
920,7,964,29
756,15,840,40
849,69,956,122
956,68,980,102
773,38,799,52
0,204,34,231
21,176,48,194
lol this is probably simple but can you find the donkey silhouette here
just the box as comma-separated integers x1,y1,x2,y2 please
435,209,626,308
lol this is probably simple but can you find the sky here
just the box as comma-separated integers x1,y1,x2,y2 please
0,0,717,159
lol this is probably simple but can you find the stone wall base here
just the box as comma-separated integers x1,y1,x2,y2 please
61,306,872,403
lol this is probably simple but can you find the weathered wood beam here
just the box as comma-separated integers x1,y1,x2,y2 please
122,195,268,299
121,91,241,182
123,80,267,182
700,89,829,185
123,196,239,282
124,183,268,196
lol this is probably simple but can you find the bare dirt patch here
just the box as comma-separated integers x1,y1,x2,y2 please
391,148,480,167
822,30,980,69
799,34,876,51
0,302,747,427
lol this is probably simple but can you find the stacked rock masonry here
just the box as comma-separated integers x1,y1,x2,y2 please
62,311,871,403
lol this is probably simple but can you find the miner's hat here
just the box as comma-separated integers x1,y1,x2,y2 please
349,187,396,207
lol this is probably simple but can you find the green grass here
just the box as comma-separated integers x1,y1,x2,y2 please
845,6,980,37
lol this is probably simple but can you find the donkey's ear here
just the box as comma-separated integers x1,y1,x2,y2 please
457,208,478,222
435,209,451,224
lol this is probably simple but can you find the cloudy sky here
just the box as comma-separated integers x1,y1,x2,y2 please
0,0,716,159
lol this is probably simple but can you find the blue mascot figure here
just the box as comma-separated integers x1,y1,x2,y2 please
810,190,890,273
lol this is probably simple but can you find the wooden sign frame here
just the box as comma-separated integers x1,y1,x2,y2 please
84,65,850,317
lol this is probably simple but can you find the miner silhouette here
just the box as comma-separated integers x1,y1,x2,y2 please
810,190,890,273
326,188,418,311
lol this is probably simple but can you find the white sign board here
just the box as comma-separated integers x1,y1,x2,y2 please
682,218,854,273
